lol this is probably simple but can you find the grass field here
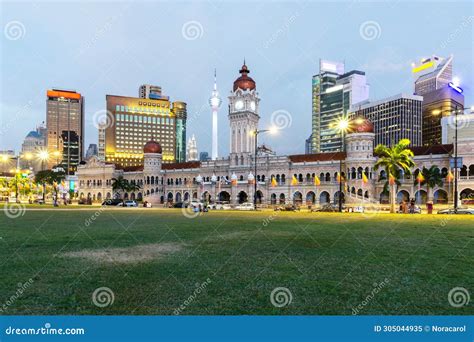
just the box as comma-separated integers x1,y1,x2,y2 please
0,208,473,315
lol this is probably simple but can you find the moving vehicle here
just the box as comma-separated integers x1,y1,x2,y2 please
102,199,123,206
437,207,474,215
119,200,138,207
235,202,254,211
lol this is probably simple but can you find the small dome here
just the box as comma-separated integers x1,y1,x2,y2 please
211,174,217,182
233,62,256,91
247,172,254,181
144,140,162,154
348,117,374,133
231,173,238,180
196,175,203,183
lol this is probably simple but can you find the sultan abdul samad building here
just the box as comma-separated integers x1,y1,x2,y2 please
76,63,474,206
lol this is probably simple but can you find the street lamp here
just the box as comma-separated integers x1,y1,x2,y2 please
332,117,350,212
37,150,49,202
450,106,472,213
252,127,277,210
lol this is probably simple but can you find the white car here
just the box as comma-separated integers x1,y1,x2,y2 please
215,201,231,210
120,200,138,207
235,202,255,211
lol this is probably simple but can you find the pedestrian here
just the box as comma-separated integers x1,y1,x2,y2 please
409,198,415,214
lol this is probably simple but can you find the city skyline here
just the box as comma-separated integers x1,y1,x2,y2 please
1,1,473,157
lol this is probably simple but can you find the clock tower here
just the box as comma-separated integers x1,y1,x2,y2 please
228,61,260,166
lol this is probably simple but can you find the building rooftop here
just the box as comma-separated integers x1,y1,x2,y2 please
350,93,423,111
289,152,346,163
162,161,201,170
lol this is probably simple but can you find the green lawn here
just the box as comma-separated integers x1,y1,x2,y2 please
0,209,472,315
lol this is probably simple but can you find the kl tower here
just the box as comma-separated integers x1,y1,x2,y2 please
209,69,222,160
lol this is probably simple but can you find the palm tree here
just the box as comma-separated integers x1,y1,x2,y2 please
111,176,129,200
374,139,415,213
126,182,141,200
415,166,444,202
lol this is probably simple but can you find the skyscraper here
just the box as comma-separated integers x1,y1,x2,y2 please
421,86,464,146
139,84,167,100
209,70,222,160
413,55,452,96
311,60,369,153
350,93,423,147
172,101,187,163
412,54,464,146
21,123,47,171
46,89,84,173
98,122,106,161
186,134,198,161
85,144,98,159
105,89,185,167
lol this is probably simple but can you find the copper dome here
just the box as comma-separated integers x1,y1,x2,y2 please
349,117,374,133
144,140,162,154
233,62,256,91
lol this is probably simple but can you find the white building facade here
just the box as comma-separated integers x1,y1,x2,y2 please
76,64,474,206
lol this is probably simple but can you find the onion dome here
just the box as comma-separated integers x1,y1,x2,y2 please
247,172,255,181
231,173,238,181
211,174,217,183
348,116,374,133
196,175,203,183
233,62,256,91
144,140,162,154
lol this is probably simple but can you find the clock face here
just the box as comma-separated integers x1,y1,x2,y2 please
235,100,244,110
250,101,256,111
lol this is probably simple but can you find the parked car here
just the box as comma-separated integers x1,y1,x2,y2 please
235,202,255,211
215,201,231,210
119,200,138,207
312,204,346,212
437,207,474,215
102,199,122,206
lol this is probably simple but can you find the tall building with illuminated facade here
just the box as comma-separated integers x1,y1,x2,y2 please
413,55,452,96
105,90,186,167
412,54,464,146
311,60,369,153
172,101,187,163
46,89,84,173
421,86,464,146
350,93,423,147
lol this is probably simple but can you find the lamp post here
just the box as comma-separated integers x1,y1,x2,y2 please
38,150,49,202
253,128,277,210
332,118,349,212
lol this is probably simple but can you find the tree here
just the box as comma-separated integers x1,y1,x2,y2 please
34,170,65,204
415,166,444,202
111,176,129,200
374,139,415,213
112,176,141,203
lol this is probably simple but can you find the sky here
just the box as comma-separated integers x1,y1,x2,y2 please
1,0,473,157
